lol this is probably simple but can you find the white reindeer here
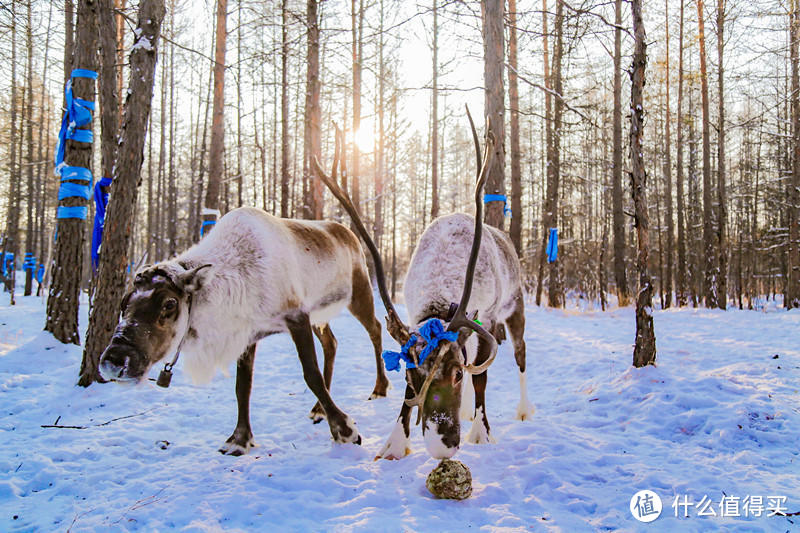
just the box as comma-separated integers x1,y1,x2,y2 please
99,206,391,455
314,114,533,461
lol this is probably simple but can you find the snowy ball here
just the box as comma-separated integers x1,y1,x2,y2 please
426,459,472,500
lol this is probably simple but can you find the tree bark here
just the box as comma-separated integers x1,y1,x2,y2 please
612,0,629,306
205,0,228,230
675,0,688,307
508,0,523,255
280,0,290,218
546,0,564,308
716,0,728,309
79,0,166,386
481,0,506,230
430,0,440,221
45,0,98,344
3,0,19,302
23,0,35,296
535,0,551,306
303,0,322,220
697,0,718,308
663,0,674,308
788,0,800,308
630,0,656,367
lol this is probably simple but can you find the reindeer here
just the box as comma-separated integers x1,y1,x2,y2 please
98,206,392,455
313,113,533,461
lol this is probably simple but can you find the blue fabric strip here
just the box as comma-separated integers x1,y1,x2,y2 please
91,177,113,271
57,206,89,220
60,166,92,182
35,264,44,283
66,128,93,144
200,220,216,237
483,194,512,217
58,182,91,201
71,69,98,80
546,227,558,263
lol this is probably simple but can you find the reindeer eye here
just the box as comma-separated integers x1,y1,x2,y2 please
454,369,464,383
162,298,177,312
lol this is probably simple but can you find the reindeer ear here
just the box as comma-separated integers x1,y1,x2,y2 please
178,264,213,293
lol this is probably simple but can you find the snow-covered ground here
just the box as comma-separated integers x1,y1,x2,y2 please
1,278,798,532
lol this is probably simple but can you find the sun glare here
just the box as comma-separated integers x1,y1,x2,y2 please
353,117,376,153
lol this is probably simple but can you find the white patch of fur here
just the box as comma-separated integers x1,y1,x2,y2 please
333,415,360,444
466,406,496,445
375,419,411,460
218,440,255,456
423,419,458,459
515,370,535,421
404,213,520,325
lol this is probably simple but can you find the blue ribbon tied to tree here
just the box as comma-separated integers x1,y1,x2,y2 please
546,227,558,263
91,177,113,271
382,318,459,372
483,194,512,217
54,69,97,223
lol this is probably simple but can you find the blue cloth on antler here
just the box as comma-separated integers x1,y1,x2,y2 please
382,318,459,372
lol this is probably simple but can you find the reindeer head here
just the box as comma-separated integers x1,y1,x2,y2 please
99,263,212,383
313,108,497,459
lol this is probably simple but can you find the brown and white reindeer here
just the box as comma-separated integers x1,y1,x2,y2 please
98,205,392,455
313,113,533,461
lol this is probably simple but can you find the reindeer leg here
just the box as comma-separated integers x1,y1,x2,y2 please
308,324,337,423
348,268,391,399
507,294,535,421
287,312,361,445
466,330,497,445
459,335,478,422
375,385,414,460
219,343,257,456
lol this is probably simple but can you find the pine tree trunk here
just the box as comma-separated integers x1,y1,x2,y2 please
535,0,551,306
79,0,166,386
788,0,800,308
280,0,290,218
23,0,35,296
697,0,718,308
546,0,564,308
303,0,322,220
716,0,728,309
3,0,19,301
675,0,688,307
663,0,674,308
45,0,98,343
630,0,656,367
508,0,523,255
206,0,228,228
612,0,629,306
480,0,506,230
430,0,439,221
350,0,364,216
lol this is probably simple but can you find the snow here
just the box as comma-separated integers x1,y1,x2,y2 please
1,275,799,531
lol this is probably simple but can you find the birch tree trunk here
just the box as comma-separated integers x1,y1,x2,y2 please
630,0,656,367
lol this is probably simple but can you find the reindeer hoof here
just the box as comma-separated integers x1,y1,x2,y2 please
368,378,392,400
375,421,411,460
331,415,361,445
308,402,327,424
515,401,535,421
219,430,255,456
466,416,496,445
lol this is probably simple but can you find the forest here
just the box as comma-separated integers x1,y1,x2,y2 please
1,0,798,333
1,1,799,529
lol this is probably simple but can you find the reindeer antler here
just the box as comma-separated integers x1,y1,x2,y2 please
447,106,499,375
312,126,411,345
